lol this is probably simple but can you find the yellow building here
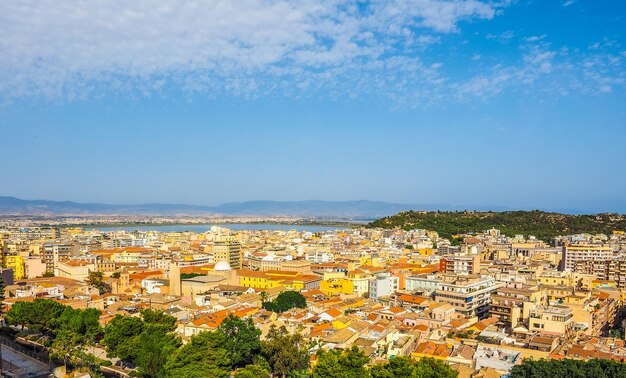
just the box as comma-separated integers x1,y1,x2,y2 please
347,269,371,297
416,248,434,256
239,270,321,291
3,254,25,279
591,280,616,289
239,270,280,290
320,278,354,296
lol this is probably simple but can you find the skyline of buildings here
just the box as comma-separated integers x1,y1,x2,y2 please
2,218,626,376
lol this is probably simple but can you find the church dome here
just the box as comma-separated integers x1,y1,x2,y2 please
214,260,232,271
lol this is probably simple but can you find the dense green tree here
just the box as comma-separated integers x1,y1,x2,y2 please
164,331,230,378
103,315,144,360
4,299,66,335
104,309,180,377
371,357,457,378
5,301,30,330
412,357,457,378
371,357,412,378
312,346,370,378
140,308,177,332
136,324,180,378
30,298,66,335
59,307,102,341
252,355,272,373
217,314,262,368
49,328,101,374
50,306,103,368
233,364,271,378
369,210,626,242
510,358,626,378
4,301,105,376
262,291,307,313
262,325,310,378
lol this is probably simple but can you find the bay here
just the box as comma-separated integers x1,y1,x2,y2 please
86,223,346,233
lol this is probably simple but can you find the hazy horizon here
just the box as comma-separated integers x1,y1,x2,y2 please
1,195,623,215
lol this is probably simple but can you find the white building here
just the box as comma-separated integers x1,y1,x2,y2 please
406,274,442,293
435,275,499,317
369,273,399,300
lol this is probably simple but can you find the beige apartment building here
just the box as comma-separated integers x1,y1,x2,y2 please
434,275,499,318
212,240,243,269
55,260,95,281
562,292,618,336
43,243,74,273
561,244,614,272
489,284,547,329
573,258,626,289
248,256,311,273
528,306,574,337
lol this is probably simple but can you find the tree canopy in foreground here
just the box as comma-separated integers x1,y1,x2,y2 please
510,358,626,378
312,347,457,378
6,299,462,378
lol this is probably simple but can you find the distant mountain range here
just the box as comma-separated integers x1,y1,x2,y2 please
0,196,588,218
0,196,421,218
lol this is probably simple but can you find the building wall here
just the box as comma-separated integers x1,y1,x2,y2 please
24,257,47,279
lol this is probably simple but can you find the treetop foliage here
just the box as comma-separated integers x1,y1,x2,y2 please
369,210,626,241
262,290,307,313
311,348,458,378
4,299,460,378
510,358,626,378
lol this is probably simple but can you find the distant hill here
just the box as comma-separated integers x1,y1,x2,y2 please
0,196,213,215
0,196,423,218
368,210,626,241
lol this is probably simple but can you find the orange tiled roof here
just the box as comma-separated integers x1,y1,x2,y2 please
129,271,163,281
324,308,342,318
415,341,451,357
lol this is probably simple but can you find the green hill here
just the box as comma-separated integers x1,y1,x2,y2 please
368,210,626,241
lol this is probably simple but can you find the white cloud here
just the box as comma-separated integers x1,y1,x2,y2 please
525,34,546,43
452,42,626,100
0,1,623,104
0,0,501,100
486,30,515,42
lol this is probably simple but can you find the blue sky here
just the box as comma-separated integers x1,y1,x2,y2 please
1,1,625,212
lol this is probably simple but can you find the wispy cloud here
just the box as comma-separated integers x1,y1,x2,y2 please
525,34,546,43
453,41,626,100
486,30,515,42
0,0,623,104
0,0,500,102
